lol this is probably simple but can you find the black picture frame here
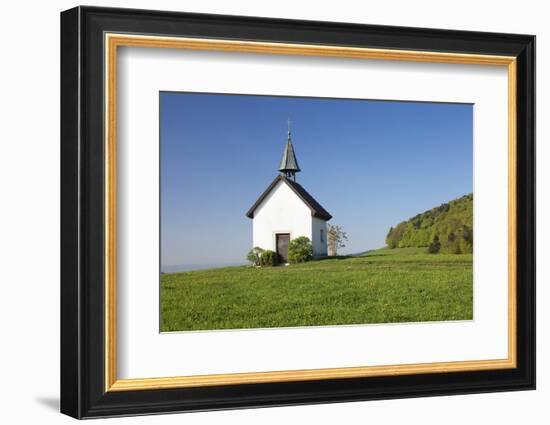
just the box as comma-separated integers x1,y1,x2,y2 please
61,5,535,419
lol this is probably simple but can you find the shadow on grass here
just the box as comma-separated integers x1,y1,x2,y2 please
314,255,354,261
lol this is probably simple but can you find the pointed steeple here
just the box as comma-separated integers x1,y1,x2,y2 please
278,120,301,181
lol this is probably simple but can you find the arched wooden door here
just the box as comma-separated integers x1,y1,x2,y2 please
275,233,290,263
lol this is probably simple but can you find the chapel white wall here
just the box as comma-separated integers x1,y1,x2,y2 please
252,180,312,251
311,216,328,257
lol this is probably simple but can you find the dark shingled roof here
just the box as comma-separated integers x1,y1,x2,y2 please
246,175,332,221
278,139,301,173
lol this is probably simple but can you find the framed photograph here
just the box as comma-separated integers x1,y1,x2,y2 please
60,6,535,419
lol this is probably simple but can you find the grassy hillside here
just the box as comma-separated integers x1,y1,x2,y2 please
161,247,472,332
386,194,473,254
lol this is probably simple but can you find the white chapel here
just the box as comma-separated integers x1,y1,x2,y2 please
246,124,332,262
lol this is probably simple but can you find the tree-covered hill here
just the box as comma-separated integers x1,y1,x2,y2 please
386,194,473,254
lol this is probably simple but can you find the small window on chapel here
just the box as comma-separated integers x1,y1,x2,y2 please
320,229,324,242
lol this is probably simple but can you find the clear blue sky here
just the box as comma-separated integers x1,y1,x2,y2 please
161,92,472,267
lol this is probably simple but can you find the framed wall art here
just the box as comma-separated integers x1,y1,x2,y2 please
60,6,535,419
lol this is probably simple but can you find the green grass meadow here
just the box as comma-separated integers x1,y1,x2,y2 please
160,247,473,332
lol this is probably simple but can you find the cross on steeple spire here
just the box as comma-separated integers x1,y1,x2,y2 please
278,120,301,181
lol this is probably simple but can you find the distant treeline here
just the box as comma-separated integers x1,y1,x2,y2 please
386,194,473,254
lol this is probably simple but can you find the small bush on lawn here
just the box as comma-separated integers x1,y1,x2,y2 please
246,247,264,266
288,236,313,264
260,250,278,267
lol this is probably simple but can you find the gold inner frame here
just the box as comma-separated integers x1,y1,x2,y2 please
104,33,517,392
